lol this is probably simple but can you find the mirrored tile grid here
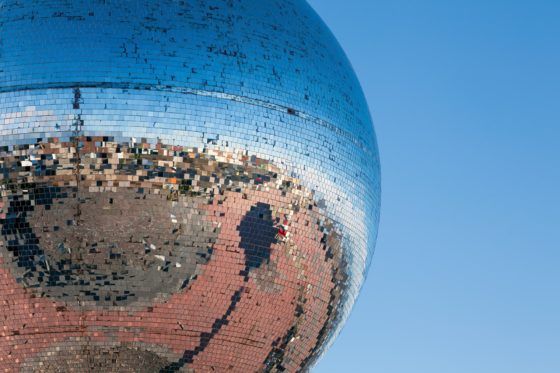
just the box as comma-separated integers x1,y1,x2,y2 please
0,1,380,372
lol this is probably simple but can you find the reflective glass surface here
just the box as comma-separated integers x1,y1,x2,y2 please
0,1,380,371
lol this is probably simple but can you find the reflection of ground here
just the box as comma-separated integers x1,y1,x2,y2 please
0,137,347,372
20,343,172,373
15,190,214,306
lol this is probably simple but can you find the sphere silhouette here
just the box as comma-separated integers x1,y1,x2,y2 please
0,0,380,371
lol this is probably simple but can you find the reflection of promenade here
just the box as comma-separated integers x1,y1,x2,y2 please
0,138,346,372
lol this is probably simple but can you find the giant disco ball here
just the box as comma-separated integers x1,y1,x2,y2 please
0,0,380,371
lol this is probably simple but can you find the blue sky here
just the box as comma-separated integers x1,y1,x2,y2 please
308,1,560,372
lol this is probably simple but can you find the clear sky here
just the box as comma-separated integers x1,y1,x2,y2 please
307,1,560,372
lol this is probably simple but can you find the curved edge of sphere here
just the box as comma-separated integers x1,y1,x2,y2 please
0,0,380,370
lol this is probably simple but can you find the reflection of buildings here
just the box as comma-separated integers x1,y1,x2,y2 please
0,1,380,371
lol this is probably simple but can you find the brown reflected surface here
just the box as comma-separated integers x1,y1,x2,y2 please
0,137,346,372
